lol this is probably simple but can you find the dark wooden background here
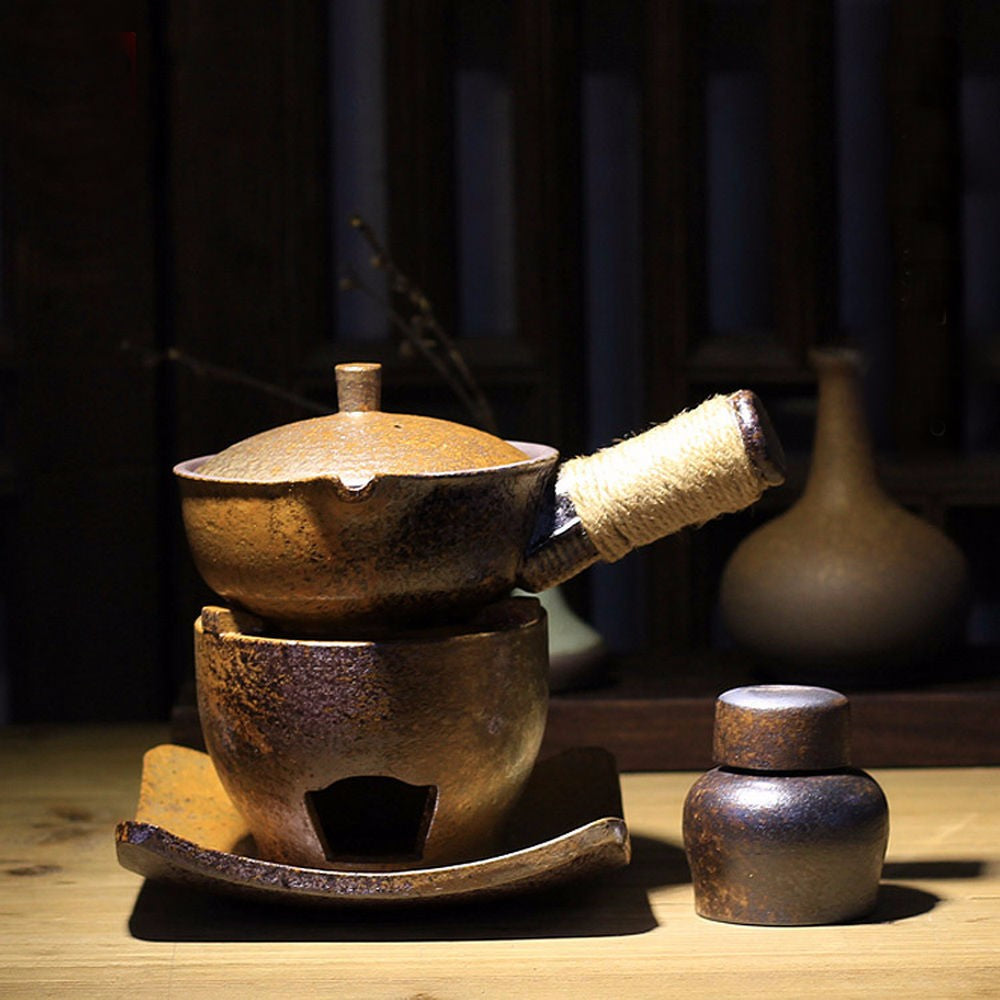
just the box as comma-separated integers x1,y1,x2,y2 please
1,2,998,764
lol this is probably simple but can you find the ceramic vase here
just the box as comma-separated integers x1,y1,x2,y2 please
719,348,969,686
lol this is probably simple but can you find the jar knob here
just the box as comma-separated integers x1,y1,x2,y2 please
713,684,851,771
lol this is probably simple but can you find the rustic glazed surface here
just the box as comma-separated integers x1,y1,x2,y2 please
178,362,558,633
198,363,528,482
195,599,549,871
684,684,889,926
177,446,556,634
684,767,889,925
712,683,851,771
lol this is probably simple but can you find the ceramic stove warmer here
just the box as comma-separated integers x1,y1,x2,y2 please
193,599,549,871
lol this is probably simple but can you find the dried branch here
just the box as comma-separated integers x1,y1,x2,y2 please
121,341,331,416
344,214,499,434
339,270,491,432
123,217,500,433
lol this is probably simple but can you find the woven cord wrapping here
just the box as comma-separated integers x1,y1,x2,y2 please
557,394,766,563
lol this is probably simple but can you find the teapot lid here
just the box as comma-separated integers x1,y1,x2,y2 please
196,363,528,482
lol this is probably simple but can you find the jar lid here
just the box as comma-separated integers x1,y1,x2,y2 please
712,685,851,771
197,363,528,482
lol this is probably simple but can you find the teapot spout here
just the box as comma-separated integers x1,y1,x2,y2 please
516,391,785,593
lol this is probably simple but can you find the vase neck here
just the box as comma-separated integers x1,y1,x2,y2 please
803,353,880,503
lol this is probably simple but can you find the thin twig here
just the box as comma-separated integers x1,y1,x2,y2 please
346,213,499,433
121,341,331,416
340,271,487,428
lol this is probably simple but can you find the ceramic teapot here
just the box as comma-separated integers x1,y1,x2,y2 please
175,363,785,633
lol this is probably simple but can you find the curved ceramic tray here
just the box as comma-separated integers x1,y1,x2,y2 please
116,743,630,906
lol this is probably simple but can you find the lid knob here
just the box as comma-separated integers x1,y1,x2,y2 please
336,362,382,413
713,684,851,771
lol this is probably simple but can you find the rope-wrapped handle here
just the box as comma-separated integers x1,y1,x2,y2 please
517,391,785,592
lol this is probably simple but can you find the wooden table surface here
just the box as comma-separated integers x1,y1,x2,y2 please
1,725,998,999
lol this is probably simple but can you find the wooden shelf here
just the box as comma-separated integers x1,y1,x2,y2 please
541,647,1000,770
747,452,1000,507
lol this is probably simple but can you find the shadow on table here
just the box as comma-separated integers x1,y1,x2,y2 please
882,859,985,880
858,857,988,924
860,883,939,923
127,834,690,943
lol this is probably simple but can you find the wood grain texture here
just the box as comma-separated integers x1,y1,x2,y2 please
769,0,836,359
0,19,162,720
384,0,457,340
640,0,704,653
1,726,998,999
888,0,961,453
511,0,586,456
167,0,331,457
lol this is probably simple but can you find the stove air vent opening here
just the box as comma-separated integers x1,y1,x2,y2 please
305,775,438,863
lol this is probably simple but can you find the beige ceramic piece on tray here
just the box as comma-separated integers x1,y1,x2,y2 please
523,586,609,692
719,348,969,686
175,362,785,634
195,599,549,871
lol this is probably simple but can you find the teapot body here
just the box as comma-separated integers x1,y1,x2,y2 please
177,446,556,634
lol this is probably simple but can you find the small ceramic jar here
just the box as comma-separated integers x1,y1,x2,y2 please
683,684,889,925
